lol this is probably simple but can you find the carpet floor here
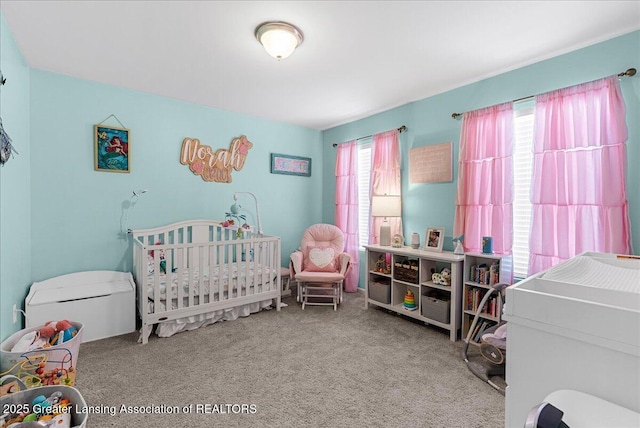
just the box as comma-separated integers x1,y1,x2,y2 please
74,290,505,427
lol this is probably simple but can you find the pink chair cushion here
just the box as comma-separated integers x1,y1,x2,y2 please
301,224,344,255
303,246,338,272
295,271,345,283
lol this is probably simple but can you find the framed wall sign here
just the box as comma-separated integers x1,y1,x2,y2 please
270,153,311,177
94,124,130,173
409,142,452,183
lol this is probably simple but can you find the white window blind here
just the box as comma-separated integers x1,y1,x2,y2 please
512,107,534,279
357,142,372,249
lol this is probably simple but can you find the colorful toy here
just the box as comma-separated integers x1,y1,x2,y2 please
0,391,72,428
150,242,167,274
1,323,82,391
431,267,451,286
403,289,417,310
39,320,78,346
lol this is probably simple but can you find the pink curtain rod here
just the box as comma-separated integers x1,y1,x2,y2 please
451,67,637,120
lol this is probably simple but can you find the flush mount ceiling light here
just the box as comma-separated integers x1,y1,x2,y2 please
255,21,304,60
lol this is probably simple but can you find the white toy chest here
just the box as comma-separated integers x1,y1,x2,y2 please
25,271,136,343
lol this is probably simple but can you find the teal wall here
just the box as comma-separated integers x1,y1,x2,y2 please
0,14,31,340
323,31,640,287
29,71,323,282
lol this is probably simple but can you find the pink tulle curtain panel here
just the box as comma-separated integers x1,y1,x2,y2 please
369,130,403,245
335,140,360,292
528,76,632,274
454,103,514,255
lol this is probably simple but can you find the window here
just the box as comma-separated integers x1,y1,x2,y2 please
357,141,372,249
512,106,534,279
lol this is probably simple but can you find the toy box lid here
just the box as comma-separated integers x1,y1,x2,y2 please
26,271,134,306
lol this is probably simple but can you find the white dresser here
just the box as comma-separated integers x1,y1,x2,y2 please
504,252,640,428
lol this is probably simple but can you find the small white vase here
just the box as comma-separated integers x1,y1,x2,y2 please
410,233,420,249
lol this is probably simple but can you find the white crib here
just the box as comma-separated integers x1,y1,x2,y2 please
131,220,281,344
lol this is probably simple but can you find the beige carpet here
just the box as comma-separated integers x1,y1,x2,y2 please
74,290,505,427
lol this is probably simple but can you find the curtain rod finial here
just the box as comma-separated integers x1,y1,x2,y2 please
618,68,636,77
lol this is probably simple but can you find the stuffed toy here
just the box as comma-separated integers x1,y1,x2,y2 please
39,320,78,346
431,267,451,286
150,242,169,274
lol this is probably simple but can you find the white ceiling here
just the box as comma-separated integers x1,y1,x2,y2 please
2,1,639,130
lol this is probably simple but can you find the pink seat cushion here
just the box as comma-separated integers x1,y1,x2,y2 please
295,271,345,283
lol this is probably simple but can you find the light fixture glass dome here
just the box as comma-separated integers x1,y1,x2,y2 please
255,21,303,60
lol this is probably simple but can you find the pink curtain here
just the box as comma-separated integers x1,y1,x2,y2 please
369,130,402,244
335,140,360,292
529,76,632,274
454,103,514,257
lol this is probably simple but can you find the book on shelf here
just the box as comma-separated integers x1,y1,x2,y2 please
465,287,500,317
468,261,501,285
489,261,500,285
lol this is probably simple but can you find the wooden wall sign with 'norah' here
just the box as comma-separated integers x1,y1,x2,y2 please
180,135,253,183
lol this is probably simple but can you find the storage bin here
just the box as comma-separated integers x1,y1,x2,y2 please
421,297,450,324
0,322,84,392
394,258,419,284
368,282,391,304
0,380,88,427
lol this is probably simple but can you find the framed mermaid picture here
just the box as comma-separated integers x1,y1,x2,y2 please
94,124,130,173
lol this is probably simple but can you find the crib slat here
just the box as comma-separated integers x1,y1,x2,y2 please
154,247,162,315
218,242,226,301
241,241,248,296
268,240,274,291
259,241,266,291
176,247,183,310
236,241,243,297
199,244,206,305
227,242,236,299
209,245,216,303
188,246,195,307
263,240,270,292
252,241,258,294
245,242,252,296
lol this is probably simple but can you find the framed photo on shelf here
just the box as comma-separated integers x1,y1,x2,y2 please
270,153,311,177
425,227,445,252
94,124,130,173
